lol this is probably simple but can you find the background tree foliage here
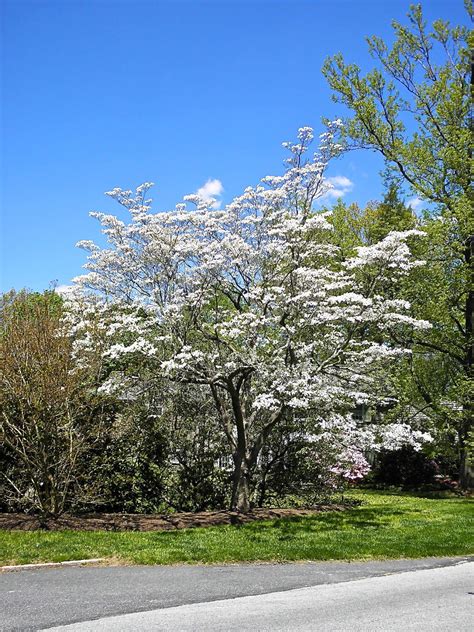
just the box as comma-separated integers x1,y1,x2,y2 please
323,1,473,487
0,290,105,515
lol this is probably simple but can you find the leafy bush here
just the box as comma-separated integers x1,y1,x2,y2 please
371,446,439,488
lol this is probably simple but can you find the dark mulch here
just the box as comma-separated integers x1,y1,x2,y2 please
0,505,346,532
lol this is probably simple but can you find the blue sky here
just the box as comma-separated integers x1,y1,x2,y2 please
1,0,466,292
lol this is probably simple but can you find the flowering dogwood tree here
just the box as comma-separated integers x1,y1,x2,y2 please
73,125,430,511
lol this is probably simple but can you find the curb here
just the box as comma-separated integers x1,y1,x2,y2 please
1,558,105,572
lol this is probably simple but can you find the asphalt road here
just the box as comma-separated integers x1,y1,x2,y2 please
1,557,472,631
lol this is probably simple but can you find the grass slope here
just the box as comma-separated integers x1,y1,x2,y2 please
1,491,472,566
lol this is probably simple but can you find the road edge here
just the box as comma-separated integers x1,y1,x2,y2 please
1,558,105,572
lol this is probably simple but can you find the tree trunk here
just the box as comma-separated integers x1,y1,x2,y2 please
459,409,473,490
214,379,285,512
459,439,474,490
461,233,473,490
257,470,268,508
231,455,251,512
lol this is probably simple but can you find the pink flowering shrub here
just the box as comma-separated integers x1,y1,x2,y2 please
328,447,371,489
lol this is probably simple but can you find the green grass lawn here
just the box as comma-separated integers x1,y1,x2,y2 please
1,491,472,566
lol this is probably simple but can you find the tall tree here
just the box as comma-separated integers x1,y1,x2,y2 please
73,127,430,511
323,2,473,487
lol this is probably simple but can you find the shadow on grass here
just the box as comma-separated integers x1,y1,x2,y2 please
91,494,471,549
239,506,406,536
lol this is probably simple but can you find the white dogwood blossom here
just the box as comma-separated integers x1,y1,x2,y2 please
72,124,431,510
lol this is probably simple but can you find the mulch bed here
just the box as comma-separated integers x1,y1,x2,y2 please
0,505,346,532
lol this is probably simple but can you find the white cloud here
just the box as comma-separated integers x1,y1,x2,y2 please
408,196,424,212
196,178,224,209
322,175,354,200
